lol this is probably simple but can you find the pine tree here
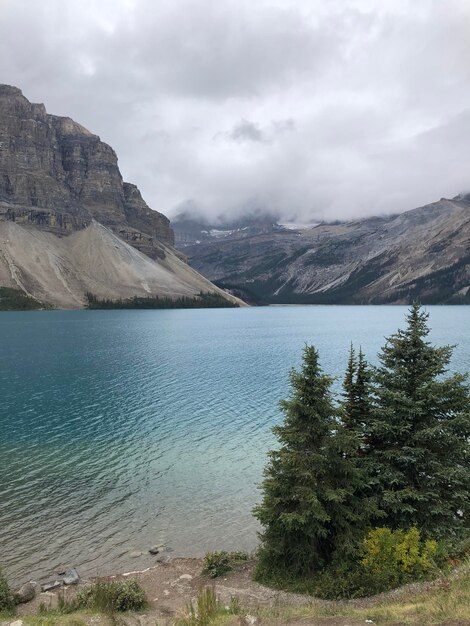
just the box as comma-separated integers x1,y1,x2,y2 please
342,345,373,441
254,345,372,579
342,344,357,430
356,348,373,435
367,302,470,537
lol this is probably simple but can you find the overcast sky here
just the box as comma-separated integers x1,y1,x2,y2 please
1,0,469,223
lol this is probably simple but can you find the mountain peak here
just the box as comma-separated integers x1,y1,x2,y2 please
0,84,23,97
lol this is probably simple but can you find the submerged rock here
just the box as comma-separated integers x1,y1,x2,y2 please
41,580,62,592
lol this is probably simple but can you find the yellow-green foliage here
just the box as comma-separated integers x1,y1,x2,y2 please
361,527,437,589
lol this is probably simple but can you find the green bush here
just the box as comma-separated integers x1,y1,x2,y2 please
313,527,440,599
73,579,147,613
0,567,15,614
361,527,437,590
202,551,249,578
314,563,369,599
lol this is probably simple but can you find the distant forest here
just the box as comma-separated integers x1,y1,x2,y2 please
0,287,46,311
86,291,239,309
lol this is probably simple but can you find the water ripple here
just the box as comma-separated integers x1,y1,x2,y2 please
0,306,469,584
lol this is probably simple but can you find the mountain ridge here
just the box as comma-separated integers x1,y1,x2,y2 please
181,196,470,304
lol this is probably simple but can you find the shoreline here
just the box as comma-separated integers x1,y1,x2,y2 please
9,555,469,626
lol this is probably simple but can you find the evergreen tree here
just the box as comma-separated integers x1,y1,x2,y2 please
254,345,372,579
367,302,470,537
342,344,357,430
342,345,373,441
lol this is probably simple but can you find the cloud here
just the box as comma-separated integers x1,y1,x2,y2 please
229,120,266,143
217,118,295,144
1,0,470,223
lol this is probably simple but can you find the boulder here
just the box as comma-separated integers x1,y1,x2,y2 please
38,591,59,610
148,546,160,555
63,568,80,585
14,581,36,604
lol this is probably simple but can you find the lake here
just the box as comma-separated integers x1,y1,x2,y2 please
1,305,469,584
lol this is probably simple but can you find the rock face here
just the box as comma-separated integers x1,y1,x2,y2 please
0,84,242,308
0,84,173,259
183,197,470,304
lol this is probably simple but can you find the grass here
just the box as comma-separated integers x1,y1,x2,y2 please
174,587,241,626
8,561,470,626
23,615,88,625
72,578,148,613
24,578,148,625
198,562,470,626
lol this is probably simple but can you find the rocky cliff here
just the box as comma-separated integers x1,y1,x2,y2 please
0,84,173,259
183,197,470,304
0,84,242,308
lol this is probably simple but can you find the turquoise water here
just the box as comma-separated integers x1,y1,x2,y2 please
1,306,469,584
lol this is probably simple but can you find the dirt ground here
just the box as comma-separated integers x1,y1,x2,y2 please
6,557,363,625
6,558,469,626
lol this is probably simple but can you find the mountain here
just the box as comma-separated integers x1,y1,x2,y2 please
0,85,240,308
172,211,282,247
181,196,470,304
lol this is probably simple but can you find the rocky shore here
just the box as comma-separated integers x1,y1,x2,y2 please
3,556,469,626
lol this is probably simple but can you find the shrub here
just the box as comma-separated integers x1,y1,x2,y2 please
314,563,369,600
361,527,437,590
202,552,231,578
0,567,15,614
313,527,440,599
73,578,147,613
202,551,249,579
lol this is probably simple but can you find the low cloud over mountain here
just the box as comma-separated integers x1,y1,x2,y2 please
1,0,470,223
